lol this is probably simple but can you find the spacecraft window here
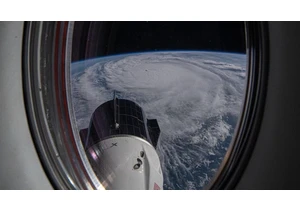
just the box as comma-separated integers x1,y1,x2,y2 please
23,21,267,190
69,21,248,190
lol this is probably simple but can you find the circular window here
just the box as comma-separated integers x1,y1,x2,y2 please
23,21,268,190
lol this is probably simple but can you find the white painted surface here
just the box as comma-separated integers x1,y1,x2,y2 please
87,136,163,190
0,22,53,189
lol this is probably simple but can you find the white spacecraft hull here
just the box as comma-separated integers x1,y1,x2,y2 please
87,135,163,190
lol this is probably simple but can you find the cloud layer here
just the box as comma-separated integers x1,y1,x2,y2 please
71,51,246,189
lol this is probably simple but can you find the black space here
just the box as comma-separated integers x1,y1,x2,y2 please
72,21,246,62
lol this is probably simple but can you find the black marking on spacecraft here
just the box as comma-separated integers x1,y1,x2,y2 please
140,151,145,158
133,163,140,170
111,143,118,147
79,92,161,150
137,158,142,165
133,158,143,170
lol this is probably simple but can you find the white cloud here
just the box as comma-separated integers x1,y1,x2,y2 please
71,51,246,189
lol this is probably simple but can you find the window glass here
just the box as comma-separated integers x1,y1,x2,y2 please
71,21,247,189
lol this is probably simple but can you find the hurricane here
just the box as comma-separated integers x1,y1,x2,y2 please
71,51,247,189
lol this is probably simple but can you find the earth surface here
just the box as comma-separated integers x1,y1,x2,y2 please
70,51,247,190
